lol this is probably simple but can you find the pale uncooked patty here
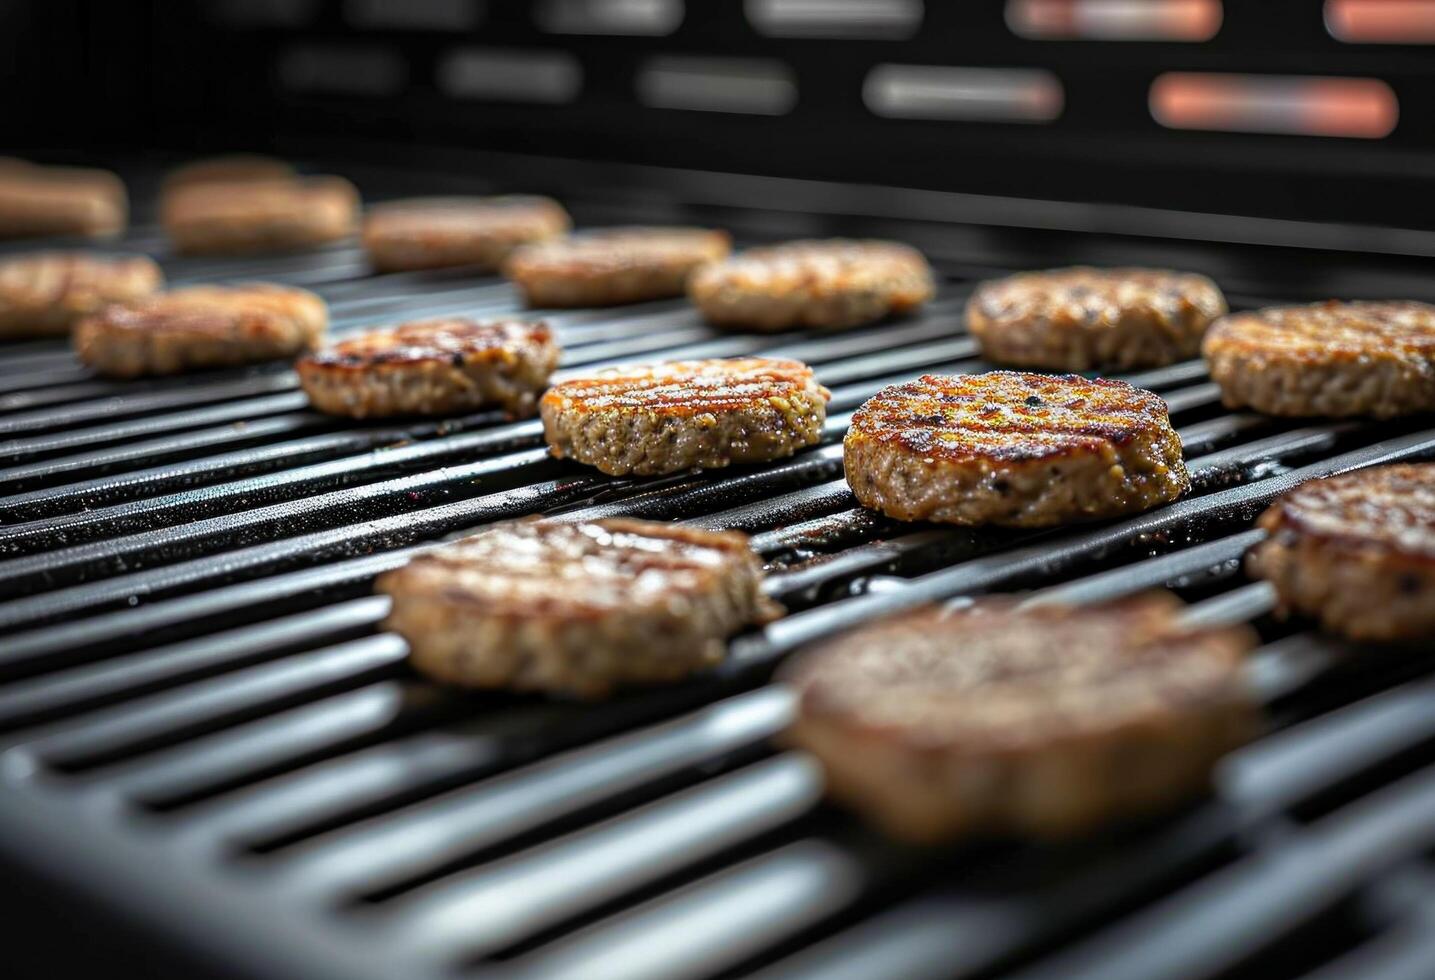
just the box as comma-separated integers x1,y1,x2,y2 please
162,176,358,255
504,226,730,307
968,266,1227,370
363,196,570,272
378,517,782,698
843,371,1190,527
1203,300,1435,419
781,592,1256,841
0,160,127,240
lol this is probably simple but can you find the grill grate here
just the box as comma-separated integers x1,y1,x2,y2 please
2,161,1435,980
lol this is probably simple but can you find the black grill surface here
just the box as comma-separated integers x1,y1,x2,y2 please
2,160,1434,980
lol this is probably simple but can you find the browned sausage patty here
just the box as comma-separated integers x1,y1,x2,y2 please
74,283,328,377
541,357,831,476
0,251,163,339
844,371,1190,527
363,196,570,273
689,238,934,331
161,154,296,193
1203,300,1435,419
379,517,782,698
782,592,1256,841
504,226,731,307
298,318,560,418
0,160,127,240
161,176,359,255
1247,463,1435,641
968,266,1227,370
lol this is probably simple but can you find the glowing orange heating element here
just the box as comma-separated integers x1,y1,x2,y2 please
1150,73,1398,139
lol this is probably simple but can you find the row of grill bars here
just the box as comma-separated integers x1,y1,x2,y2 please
3,198,1435,978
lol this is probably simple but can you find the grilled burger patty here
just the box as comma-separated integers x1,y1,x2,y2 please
1247,464,1435,641
844,371,1189,526
1203,300,1435,418
363,196,570,273
74,283,328,377
689,238,934,331
162,175,359,255
379,518,781,697
968,266,1227,370
161,154,296,192
0,251,163,338
504,226,731,307
0,160,127,240
782,592,1256,841
541,356,831,476
298,318,560,418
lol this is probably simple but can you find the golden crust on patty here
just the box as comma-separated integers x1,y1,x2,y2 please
298,318,560,418
506,226,730,307
968,266,1227,370
1203,300,1435,419
74,283,328,377
541,356,831,476
379,517,782,698
844,371,1190,526
363,195,570,273
689,238,934,331
781,592,1256,841
162,175,359,255
0,160,127,240
1247,463,1435,641
0,251,163,339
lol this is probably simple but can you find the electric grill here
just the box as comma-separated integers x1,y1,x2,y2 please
5,3,1435,979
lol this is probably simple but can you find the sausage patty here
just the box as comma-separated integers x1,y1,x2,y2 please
0,251,163,339
0,160,127,240
968,266,1227,370
1203,300,1435,418
844,371,1190,527
161,154,296,192
504,226,730,307
161,175,359,255
298,318,560,418
363,196,570,273
689,238,934,331
1247,463,1435,641
74,283,328,377
781,592,1256,841
540,357,831,476
378,517,782,698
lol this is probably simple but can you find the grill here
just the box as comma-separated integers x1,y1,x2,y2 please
4,156,1435,980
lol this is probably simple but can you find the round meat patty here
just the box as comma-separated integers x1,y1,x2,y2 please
161,154,296,192
504,226,730,307
968,266,1227,370
298,318,560,419
161,175,359,255
781,592,1256,841
541,357,831,476
1203,300,1435,419
1247,463,1435,641
689,238,934,331
364,196,570,273
74,283,328,377
378,517,782,698
844,371,1190,527
0,160,127,240
0,251,163,339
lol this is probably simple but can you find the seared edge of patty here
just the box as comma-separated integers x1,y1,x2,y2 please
378,517,782,698
74,282,328,377
967,266,1227,371
1246,463,1435,641
780,592,1257,841
162,176,359,255
843,371,1189,527
363,195,571,272
505,226,731,307
540,357,832,476
689,238,934,331
0,251,163,338
1203,300,1435,419
297,318,561,418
